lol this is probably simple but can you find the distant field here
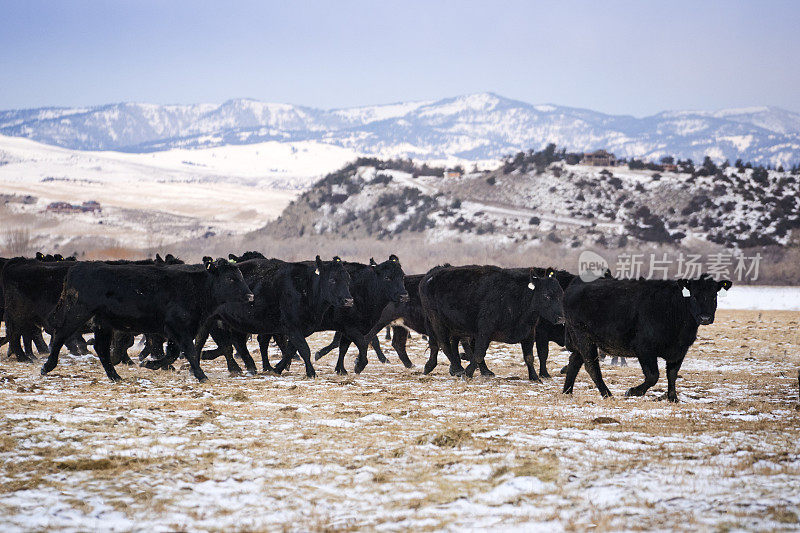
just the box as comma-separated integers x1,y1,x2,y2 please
1,310,798,531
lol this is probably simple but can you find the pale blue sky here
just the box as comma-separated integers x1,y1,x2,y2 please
1,0,798,115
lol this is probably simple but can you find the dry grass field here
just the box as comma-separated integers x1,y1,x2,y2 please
1,310,799,532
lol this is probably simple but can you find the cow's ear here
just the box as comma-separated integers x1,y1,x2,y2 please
389,254,399,263
370,258,377,267
36,252,44,260
603,268,613,279
315,255,323,275
228,253,238,261
203,256,213,269
718,279,732,292
155,253,163,263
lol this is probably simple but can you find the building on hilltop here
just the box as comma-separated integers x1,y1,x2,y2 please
582,150,616,167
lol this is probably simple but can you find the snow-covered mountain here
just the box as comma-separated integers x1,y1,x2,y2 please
2,93,799,166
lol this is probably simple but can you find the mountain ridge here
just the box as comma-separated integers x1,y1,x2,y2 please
2,93,799,165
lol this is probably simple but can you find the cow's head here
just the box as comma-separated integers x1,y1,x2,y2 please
678,274,732,325
204,257,254,304
370,254,408,303
315,255,353,308
528,267,565,325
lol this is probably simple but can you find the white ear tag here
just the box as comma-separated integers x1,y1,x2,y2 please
718,288,728,298
528,282,536,291
314,268,319,275
682,287,690,298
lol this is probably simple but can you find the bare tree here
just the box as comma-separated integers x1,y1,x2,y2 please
4,228,31,255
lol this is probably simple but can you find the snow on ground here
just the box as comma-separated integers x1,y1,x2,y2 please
0,310,798,531
719,286,800,311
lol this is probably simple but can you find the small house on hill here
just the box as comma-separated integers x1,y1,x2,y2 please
582,150,616,167
444,169,463,179
46,200,102,214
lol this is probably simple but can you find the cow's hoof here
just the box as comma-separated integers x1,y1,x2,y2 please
305,369,317,378
559,365,569,375
401,359,414,369
377,356,388,364
354,359,367,374
539,370,551,379
423,362,436,374
196,375,209,383
449,366,466,377
109,375,123,383
246,369,257,376
335,367,348,376
18,356,35,364
624,388,643,397
314,350,325,361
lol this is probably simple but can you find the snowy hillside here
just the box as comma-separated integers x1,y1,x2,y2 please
2,93,799,166
262,154,800,251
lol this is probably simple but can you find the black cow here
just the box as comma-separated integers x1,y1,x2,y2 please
198,256,353,378
272,255,408,375
228,251,266,262
562,274,732,401
41,258,253,382
1,258,89,362
419,265,565,379
361,273,470,373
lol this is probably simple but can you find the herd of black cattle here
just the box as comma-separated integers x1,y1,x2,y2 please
0,250,735,402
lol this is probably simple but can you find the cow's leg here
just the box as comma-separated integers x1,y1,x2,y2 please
22,330,37,362
464,335,491,378
562,352,584,394
584,354,613,398
335,337,351,375
41,306,93,374
665,357,684,403
113,332,136,366
288,331,316,378
180,337,208,383
535,334,551,379
273,335,292,371
215,329,243,375
314,331,341,361
619,357,628,367
384,327,391,340
521,336,541,382
351,329,371,374
110,331,129,365
138,335,153,362
231,332,257,376
7,319,33,362
461,339,492,377
33,329,49,354
625,355,658,397
429,322,463,376
371,336,387,364
422,337,439,375
93,327,123,382
77,334,91,355
272,338,297,375
257,334,273,372
391,327,414,368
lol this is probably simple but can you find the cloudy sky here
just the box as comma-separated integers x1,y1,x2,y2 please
1,0,798,115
